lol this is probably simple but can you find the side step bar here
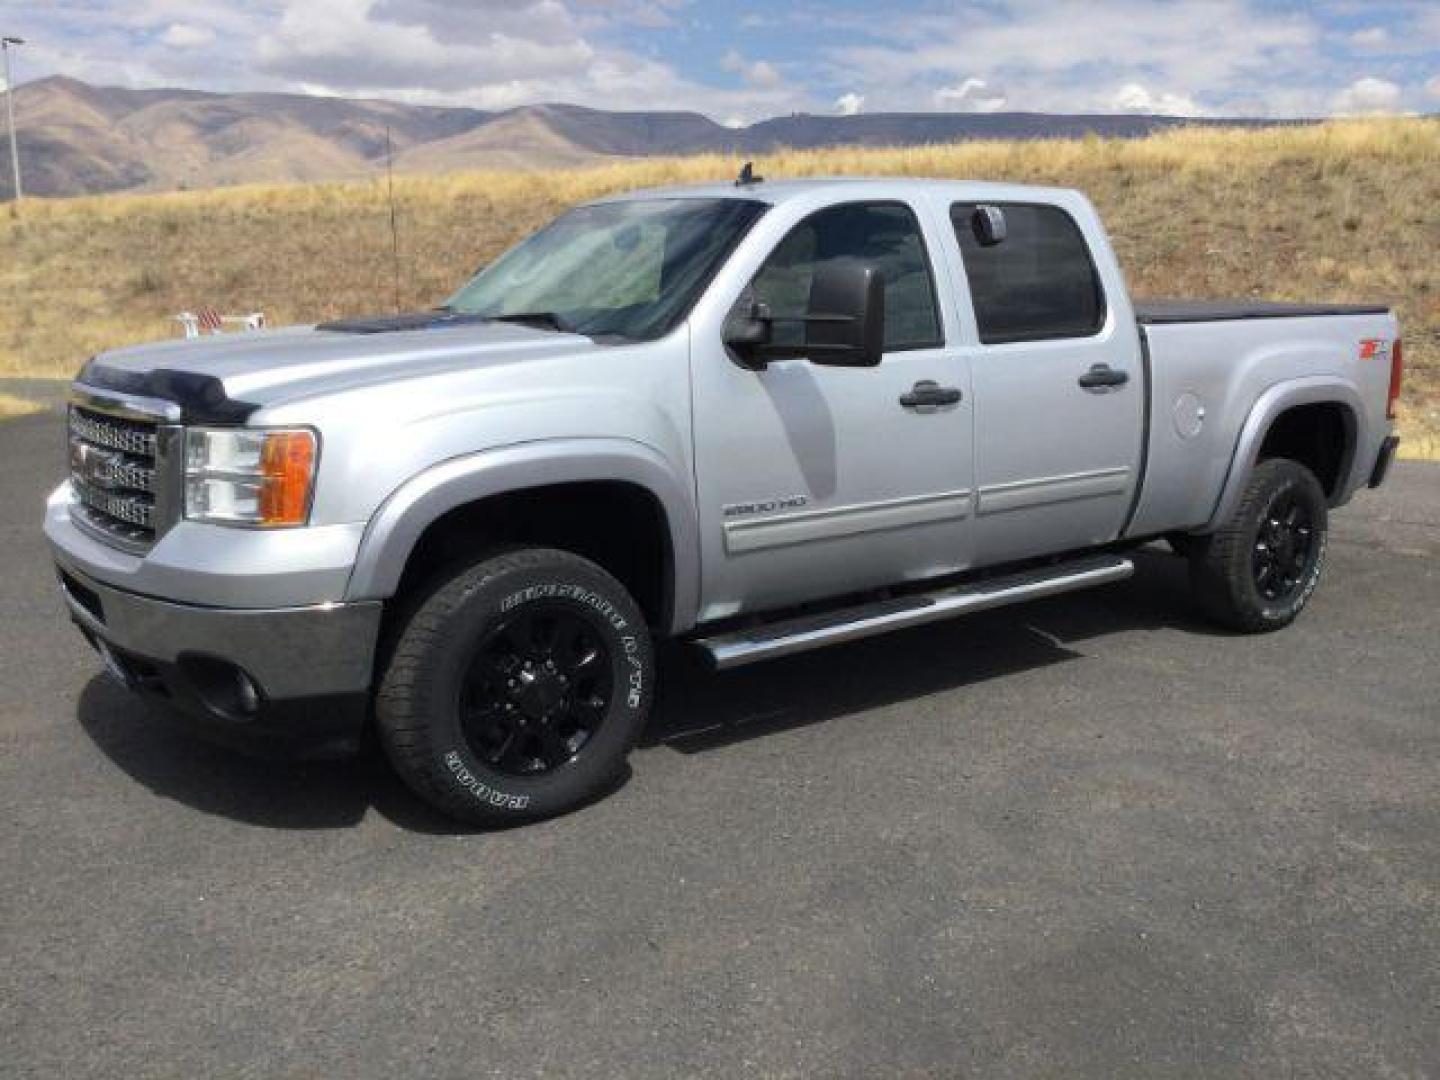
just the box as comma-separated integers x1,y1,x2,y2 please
694,554,1134,670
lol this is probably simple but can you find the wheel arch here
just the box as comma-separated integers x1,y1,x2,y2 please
345,439,699,635
1204,378,1364,533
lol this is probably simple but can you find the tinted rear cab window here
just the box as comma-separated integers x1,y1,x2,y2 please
951,203,1105,344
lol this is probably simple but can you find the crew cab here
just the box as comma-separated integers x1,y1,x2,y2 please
45,175,1404,823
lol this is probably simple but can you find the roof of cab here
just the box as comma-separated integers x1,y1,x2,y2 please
590,176,1081,207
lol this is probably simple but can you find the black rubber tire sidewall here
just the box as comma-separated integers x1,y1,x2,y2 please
376,548,655,824
1190,459,1329,633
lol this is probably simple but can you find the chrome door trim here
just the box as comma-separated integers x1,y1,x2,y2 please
724,489,973,554
976,466,1131,516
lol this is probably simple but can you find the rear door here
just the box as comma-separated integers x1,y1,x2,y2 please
946,200,1144,564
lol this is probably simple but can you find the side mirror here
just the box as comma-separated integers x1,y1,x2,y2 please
972,205,1006,247
723,260,886,368
804,259,885,367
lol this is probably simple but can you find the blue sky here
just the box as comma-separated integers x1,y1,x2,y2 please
1,0,1436,121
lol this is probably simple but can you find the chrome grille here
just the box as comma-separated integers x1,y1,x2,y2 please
68,409,158,457
68,405,162,548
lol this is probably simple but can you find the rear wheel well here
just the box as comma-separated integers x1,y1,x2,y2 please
1257,402,1354,499
391,482,673,632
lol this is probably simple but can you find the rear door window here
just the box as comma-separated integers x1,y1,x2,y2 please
950,203,1105,344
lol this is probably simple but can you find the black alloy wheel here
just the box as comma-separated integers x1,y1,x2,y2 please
459,604,614,777
1251,489,1318,602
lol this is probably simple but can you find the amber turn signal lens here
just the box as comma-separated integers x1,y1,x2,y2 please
258,430,317,526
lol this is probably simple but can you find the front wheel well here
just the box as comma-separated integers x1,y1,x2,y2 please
391,481,674,632
1256,401,1355,499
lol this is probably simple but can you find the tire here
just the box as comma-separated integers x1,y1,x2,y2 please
376,547,655,825
1188,458,1328,633
1165,532,1197,558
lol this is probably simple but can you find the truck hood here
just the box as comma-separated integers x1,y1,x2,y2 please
77,318,601,420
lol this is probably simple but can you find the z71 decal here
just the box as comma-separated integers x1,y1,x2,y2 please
1359,339,1390,361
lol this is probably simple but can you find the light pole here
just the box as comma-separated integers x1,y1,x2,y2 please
2,35,23,204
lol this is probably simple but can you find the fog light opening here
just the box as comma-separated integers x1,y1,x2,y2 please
179,654,265,721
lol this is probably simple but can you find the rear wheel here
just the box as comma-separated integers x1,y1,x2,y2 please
1188,458,1328,633
376,547,655,824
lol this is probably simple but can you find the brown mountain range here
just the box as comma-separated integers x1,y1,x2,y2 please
3,75,1289,199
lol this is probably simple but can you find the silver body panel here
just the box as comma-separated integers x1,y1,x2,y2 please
44,177,1398,691
1128,313,1397,536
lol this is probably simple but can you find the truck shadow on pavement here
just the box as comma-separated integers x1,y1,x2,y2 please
642,547,1217,753
76,547,1219,833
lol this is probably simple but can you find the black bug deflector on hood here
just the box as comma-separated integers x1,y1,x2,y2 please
74,364,261,424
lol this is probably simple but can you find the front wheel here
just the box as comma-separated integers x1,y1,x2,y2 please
376,548,655,825
1188,458,1329,633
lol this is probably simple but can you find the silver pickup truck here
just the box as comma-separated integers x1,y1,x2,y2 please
45,175,1404,823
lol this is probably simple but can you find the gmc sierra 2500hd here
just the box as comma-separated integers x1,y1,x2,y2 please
46,175,1404,824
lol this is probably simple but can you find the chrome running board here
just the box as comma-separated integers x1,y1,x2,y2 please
694,554,1134,670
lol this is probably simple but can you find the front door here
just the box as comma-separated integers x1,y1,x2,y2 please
690,199,975,623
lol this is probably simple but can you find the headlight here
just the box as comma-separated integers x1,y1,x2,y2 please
184,428,318,527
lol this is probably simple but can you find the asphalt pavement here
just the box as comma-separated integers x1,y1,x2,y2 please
3,405,1437,1078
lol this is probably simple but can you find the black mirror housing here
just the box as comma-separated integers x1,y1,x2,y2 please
805,260,885,367
724,262,886,368
972,205,1007,247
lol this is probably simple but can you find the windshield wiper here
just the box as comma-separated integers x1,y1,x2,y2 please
487,311,573,333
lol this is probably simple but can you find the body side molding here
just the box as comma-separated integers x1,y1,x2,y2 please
976,467,1132,516
723,489,973,554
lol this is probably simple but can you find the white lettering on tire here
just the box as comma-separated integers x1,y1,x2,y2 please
444,750,530,810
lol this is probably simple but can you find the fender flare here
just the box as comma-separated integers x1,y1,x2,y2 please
344,438,699,635
1204,376,1364,532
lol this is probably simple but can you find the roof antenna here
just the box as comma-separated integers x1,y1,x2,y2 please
735,161,764,187
385,124,402,313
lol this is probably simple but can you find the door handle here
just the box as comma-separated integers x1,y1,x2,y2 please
1078,364,1130,390
900,380,963,410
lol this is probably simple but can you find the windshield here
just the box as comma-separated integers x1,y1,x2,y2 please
445,198,767,342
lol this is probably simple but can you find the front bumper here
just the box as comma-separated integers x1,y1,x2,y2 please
55,560,382,757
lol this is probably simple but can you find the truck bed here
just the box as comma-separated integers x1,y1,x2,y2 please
1136,299,1390,325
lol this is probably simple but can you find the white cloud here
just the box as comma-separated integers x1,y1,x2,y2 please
720,49,783,90
934,77,1007,112
1332,76,1403,115
7,0,1436,123
1109,82,1205,117
1348,26,1389,50
826,0,1317,116
243,0,803,120
256,0,594,93
1425,75,1440,101
160,23,218,48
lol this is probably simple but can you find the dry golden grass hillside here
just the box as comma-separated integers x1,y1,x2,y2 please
2,118,1436,452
